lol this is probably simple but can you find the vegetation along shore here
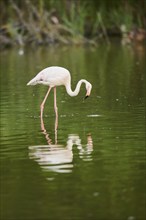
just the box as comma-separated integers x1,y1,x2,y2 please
0,0,146,50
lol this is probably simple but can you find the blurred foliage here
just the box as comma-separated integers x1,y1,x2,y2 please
0,0,146,48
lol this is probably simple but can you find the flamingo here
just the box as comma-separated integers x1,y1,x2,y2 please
27,66,92,129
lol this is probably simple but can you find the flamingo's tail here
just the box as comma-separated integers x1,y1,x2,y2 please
27,77,38,86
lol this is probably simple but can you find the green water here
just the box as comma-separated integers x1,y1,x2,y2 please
0,42,145,220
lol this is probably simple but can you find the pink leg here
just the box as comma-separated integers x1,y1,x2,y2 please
54,87,58,130
40,87,51,123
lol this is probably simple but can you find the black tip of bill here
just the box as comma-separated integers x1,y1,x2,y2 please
84,95,89,100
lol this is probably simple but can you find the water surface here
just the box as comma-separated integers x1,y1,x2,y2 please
0,43,145,220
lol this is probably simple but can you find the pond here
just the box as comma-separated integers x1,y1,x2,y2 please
0,42,145,220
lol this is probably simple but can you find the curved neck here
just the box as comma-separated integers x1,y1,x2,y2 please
65,79,88,97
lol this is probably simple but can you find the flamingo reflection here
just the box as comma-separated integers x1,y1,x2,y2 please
29,118,93,173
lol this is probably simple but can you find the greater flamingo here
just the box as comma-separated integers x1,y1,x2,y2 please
27,66,92,129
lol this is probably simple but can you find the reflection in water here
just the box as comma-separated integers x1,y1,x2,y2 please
29,119,93,173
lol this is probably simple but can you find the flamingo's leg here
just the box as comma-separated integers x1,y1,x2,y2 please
54,87,58,130
40,87,51,120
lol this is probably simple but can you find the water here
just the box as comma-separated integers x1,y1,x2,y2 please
0,42,145,220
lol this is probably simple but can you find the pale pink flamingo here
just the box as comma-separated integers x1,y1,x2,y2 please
27,66,92,129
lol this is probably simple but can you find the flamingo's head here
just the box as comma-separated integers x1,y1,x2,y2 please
85,82,92,99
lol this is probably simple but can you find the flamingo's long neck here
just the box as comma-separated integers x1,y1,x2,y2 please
65,79,88,97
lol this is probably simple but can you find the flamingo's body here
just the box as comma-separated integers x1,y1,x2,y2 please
27,66,70,87
27,66,92,129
